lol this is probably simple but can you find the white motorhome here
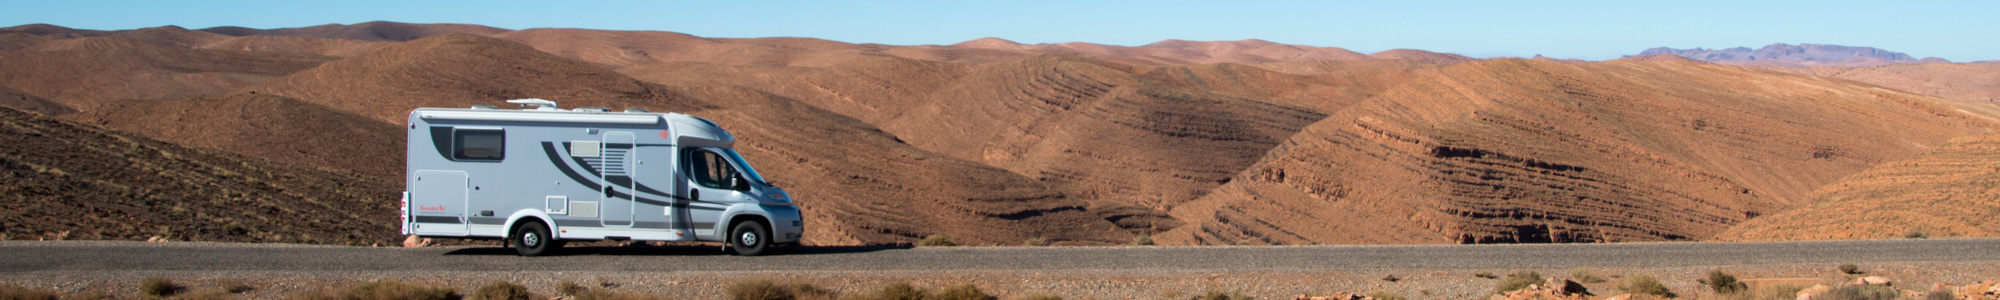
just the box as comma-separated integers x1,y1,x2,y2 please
400,99,802,256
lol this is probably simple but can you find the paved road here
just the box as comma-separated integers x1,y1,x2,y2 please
3,239,1996,273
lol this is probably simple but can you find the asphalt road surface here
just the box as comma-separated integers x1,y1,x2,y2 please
4,238,1997,273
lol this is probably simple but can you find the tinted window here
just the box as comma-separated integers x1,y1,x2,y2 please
453,129,505,160
689,150,739,189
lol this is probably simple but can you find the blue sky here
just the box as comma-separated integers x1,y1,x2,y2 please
8,0,1996,61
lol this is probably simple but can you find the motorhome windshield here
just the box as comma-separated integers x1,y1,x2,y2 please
721,149,768,184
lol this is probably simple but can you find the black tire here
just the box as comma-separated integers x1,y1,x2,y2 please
512,221,560,256
728,221,770,256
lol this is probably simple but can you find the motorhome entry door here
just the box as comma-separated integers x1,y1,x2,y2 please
600,132,636,227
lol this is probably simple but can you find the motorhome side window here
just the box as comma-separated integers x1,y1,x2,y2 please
689,149,739,189
452,128,505,161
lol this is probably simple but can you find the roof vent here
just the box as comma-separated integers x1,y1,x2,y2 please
506,98,559,111
624,108,651,113
573,106,610,112
470,104,499,110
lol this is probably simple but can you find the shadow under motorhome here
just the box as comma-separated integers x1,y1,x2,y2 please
401,99,803,256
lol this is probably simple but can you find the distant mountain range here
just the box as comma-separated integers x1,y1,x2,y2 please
1632,43,1948,67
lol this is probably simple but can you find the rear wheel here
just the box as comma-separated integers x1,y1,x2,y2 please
512,222,560,256
729,221,770,256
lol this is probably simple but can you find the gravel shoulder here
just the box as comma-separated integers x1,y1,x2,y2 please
2,239,1998,299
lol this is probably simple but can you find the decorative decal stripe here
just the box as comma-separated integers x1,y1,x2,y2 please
413,216,461,224
468,217,506,225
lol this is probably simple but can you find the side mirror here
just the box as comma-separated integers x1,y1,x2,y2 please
732,177,751,191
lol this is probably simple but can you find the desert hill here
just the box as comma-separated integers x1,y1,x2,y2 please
1768,62,2000,109
1366,49,1476,64
244,33,702,124
78,94,404,178
198,35,394,57
1634,43,1944,67
1716,134,2000,241
197,21,509,41
0,85,72,116
0,106,398,244
1157,58,1995,245
667,86,1133,245
0,36,332,110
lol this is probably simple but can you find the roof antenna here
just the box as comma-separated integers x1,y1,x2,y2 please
506,98,559,111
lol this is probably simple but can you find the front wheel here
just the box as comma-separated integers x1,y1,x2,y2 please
729,221,771,256
512,222,561,256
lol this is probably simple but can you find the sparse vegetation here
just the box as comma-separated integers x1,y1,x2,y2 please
1700,270,1748,295
851,282,927,300
1381,274,1401,282
471,281,534,300
1925,287,1955,300
1366,290,1408,300
1132,234,1154,246
1022,237,1051,247
1195,289,1252,300
726,278,836,300
1494,271,1543,294
932,283,992,300
1474,271,1499,279
1570,269,1608,283
1739,284,1809,300
341,280,461,300
919,234,956,247
216,279,251,293
1617,275,1673,298
140,276,178,298
1839,263,1862,274
557,280,587,296
0,284,59,300
1817,284,1899,300
1904,230,1928,239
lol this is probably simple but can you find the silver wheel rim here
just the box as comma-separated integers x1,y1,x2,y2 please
739,231,759,247
523,232,541,247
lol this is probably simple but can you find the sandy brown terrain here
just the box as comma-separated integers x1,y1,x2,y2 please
0,106,399,244
1718,134,2000,241
5,21,2000,247
1158,58,1996,245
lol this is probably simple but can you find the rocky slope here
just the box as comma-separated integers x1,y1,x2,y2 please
1717,134,2000,241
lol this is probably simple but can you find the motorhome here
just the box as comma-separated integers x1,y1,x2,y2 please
400,99,802,256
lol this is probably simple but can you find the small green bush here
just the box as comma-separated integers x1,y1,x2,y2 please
1494,271,1543,294
1702,270,1748,295
1132,234,1154,246
1570,269,1608,284
931,283,991,300
140,276,178,298
1838,263,1862,275
1818,284,1899,300
1617,275,1673,297
0,283,59,300
1194,289,1251,300
346,280,460,300
1366,291,1408,300
918,235,956,247
471,281,534,300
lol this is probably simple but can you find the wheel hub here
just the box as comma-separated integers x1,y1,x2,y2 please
523,232,540,247
739,232,759,247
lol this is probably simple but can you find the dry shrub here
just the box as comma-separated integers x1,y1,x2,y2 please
1194,289,1250,300
931,283,991,300
1366,290,1408,300
0,283,59,300
573,289,673,300
1570,269,1608,284
1617,275,1673,298
1701,270,1748,295
1011,293,1063,300
342,280,460,300
216,279,252,293
1131,234,1154,246
1838,263,1861,275
1474,271,1499,279
471,281,533,300
176,288,236,300
140,276,178,298
557,280,587,296
1494,271,1543,294
918,235,955,247
1021,237,1050,247
726,278,836,300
